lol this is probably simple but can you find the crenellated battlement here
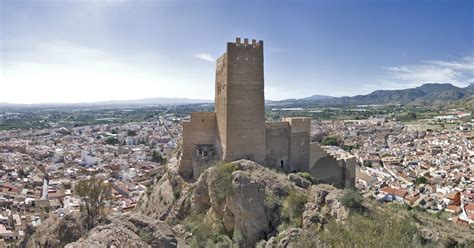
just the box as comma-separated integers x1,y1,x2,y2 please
232,37,263,48
283,117,311,133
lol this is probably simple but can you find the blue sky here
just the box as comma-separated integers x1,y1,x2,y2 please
1,0,473,103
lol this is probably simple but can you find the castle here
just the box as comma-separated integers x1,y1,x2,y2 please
179,38,355,188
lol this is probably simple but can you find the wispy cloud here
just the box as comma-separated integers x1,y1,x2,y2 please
361,55,474,93
384,55,474,86
194,53,215,62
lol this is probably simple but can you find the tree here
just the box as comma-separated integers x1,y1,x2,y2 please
320,137,339,146
18,169,28,178
415,176,428,185
151,150,163,163
340,189,364,212
106,137,119,145
75,178,111,229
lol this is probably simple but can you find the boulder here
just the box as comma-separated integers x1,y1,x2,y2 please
302,185,348,228
288,173,311,189
226,171,270,246
126,213,178,248
25,213,87,248
65,223,148,248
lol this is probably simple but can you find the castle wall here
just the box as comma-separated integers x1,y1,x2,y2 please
343,157,357,188
309,143,345,187
218,38,266,163
179,38,355,188
309,143,356,188
284,118,310,172
180,112,217,178
215,54,228,159
265,122,291,172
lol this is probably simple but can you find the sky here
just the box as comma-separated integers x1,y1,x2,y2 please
0,0,473,104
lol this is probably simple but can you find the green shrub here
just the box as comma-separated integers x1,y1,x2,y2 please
340,189,364,212
184,214,241,247
105,136,119,145
210,162,239,202
320,137,339,146
296,172,319,185
138,229,152,243
281,189,308,227
173,189,181,200
184,214,214,246
415,176,428,185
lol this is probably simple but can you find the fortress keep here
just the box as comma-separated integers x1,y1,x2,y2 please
179,38,355,188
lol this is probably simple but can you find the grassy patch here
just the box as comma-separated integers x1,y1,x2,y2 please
296,172,319,185
340,189,364,212
138,229,153,243
209,162,239,203
281,189,308,227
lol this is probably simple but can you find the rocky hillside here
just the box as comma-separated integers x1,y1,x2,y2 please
25,212,179,248
138,159,350,247
275,83,473,107
25,159,474,247
137,159,474,247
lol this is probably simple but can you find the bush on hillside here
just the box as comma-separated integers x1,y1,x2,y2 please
340,189,364,212
281,189,308,227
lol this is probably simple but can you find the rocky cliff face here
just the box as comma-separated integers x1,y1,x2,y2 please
25,213,88,248
65,213,178,248
137,159,349,247
26,212,180,248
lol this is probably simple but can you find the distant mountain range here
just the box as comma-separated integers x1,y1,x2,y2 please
93,97,212,105
1,83,472,109
275,83,473,107
0,97,212,108
280,95,335,102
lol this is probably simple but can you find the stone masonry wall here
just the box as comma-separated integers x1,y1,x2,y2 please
219,38,266,163
180,112,217,178
284,118,310,172
265,122,291,172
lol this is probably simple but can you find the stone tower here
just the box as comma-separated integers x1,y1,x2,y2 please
215,38,266,163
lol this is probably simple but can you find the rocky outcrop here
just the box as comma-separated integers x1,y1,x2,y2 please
26,212,180,248
32,160,349,248
125,213,178,248
137,159,352,247
288,173,311,189
138,159,296,247
261,228,324,248
26,213,87,248
65,222,148,248
302,184,349,229
226,171,269,245
138,169,191,222
65,213,179,248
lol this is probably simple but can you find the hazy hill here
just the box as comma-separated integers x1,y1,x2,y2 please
0,97,212,108
281,83,471,106
465,83,474,91
282,95,335,102
94,97,212,105
2,83,471,109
